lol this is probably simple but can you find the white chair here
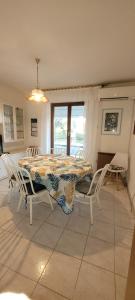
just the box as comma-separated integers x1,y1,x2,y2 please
1,154,16,189
26,146,40,157
108,152,128,189
110,152,128,170
75,148,85,159
13,166,53,224
51,147,66,155
75,164,110,224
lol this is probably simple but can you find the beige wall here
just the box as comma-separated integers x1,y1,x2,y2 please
128,103,135,210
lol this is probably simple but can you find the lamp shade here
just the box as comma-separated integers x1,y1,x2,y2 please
28,89,48,103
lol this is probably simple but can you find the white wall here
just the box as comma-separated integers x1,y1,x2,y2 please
97,98,133,153
25,101,43,148
25,85,135,166
128,102,135,210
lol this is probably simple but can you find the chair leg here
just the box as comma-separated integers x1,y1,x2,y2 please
96,193,101,209
49,195,54,210
89,198,93,225
30,197,33,225
17,194,23,212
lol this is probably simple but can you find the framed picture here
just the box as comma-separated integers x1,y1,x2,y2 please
31,118,38,137
101,109,122,135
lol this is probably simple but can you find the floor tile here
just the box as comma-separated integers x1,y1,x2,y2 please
0,179,133,300
115,275,127,300
32,284,67,300
0,207,13,227
94,207,114,225
8,241,52,281
73,261,115,300
0,230,27,266
16,217,44,239
66,215,90,235
24,204,52,220
73,202,90,218
1,214,25,236
83,237,114,272
0,269,36,295
115,246,131,277
47,208,70,228
115,200,132,214
99,190,115,210
0,234,30,268
40,251,81,299
115,226,133,249
114,189,131,210
90,220,114,243
32,222,63,248
115,211,135,230
0,264,8,280
56,229,87,259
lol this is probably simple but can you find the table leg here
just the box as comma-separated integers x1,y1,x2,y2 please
64,181,75,206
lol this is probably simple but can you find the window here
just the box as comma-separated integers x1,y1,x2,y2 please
51,102,85,155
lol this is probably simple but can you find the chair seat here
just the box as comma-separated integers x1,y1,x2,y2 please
26,181,46,195
76,179,95,195
11,174,28,181
109,164,125,171
11,174,16,181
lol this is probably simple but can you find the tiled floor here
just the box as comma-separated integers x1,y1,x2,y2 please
0,179,134,300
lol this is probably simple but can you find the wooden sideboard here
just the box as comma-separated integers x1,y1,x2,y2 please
97,152,115,169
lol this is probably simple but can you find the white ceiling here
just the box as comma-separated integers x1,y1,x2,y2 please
0,0,135,93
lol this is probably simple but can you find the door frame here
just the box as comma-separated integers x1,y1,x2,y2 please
51,102,84,155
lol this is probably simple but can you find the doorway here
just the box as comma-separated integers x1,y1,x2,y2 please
51,102,85,155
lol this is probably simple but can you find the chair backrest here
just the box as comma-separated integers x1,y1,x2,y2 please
26,146,40,157
52,147,66,155
111,152,128,170
75,149,85,159
1,154,14,178
11,164,35,197
87,164,110,196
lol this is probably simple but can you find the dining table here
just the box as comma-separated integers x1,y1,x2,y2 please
18,154,92,214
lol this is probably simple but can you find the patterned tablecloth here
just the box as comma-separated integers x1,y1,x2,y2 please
18,154,92,214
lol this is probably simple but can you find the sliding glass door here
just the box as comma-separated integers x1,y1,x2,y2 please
51,102,85,155
53,106,68,154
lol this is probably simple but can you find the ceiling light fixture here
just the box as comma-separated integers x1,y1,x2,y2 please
28,58,48,103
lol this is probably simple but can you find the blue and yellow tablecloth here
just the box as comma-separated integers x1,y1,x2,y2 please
19,154,92,214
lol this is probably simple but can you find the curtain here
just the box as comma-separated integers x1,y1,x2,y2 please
41,88,100,169
40,102,51,154
84,88,100,170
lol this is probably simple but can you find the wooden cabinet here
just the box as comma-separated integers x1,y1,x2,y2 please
97,152,115,169
3,104,24,142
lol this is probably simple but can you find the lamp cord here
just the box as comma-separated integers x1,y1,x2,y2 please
35,58,40,89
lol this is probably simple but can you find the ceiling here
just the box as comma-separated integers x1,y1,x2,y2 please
0,0,135,93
